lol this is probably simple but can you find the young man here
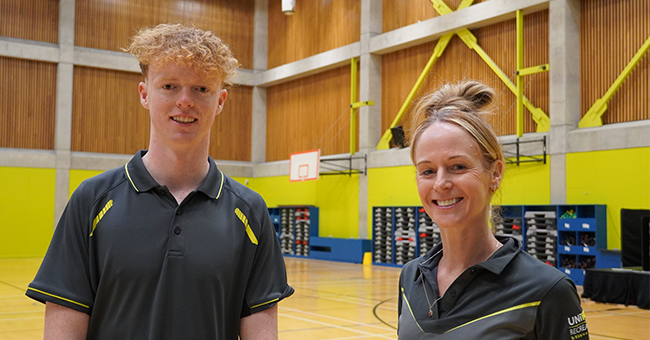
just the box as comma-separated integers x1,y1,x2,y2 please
27,23,293,340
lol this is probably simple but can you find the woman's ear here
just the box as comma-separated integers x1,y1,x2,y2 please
491,159,504,191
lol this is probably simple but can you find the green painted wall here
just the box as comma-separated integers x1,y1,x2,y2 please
0,167,56,257
566,147,650,250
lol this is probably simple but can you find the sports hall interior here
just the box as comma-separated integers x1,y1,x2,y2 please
1,0,649,339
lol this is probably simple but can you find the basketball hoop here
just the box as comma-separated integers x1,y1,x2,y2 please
290,149,320,182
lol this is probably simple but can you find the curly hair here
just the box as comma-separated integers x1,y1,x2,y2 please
124,23,239,86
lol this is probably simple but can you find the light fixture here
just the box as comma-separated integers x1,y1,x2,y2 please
282,0,295,15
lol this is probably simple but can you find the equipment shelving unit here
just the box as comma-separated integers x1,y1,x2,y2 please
372,204,620,284
497,204,619,285
372,207,393,264
268,206,319,257
555,204,618,285
417,207,440,255
494,205,523,244
372,206,440,266
523,206,557,267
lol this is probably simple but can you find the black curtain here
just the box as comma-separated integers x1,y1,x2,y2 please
621,209,650,268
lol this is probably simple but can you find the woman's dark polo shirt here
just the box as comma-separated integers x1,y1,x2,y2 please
27,150,294,340
398,236,589,339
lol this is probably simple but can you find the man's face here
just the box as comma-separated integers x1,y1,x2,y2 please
138,62,227,150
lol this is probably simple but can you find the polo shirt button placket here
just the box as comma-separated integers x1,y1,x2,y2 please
174,226,181,235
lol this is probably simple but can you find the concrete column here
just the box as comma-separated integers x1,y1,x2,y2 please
549,0,580,204
53,0,76,228
357,0,382,239
251,0,269,164
251,87,267,164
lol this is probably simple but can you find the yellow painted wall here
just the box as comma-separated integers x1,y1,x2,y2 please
70,169,103,196
4,148,645,257
566,147,650,250
498,156,551,205
250,175,360,238
0,167,56,257
366,165,420,236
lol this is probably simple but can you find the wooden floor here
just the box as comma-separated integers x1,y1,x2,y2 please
1,257,649,339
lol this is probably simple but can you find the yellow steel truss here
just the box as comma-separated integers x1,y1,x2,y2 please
579,35,650,128
515,10,549,137
377,0,550,149
350,57,374,155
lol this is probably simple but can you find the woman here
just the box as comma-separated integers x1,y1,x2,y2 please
398,81,589,339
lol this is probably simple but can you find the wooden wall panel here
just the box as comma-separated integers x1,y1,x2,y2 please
266,66,354,162
72,67,251,161
581,0,650,124
72,67,150,155
0,0,59,43
382,10,549,142
383,0,488,32
268,0,360,69
0,57,56,150
75,0,254,69
209,85,252,162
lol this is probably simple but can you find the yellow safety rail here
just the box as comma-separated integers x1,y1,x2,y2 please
579,35,650,128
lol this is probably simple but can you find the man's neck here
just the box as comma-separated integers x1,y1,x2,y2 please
142,144,211,203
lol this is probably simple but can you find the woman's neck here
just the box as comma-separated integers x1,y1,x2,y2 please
436,225,501,296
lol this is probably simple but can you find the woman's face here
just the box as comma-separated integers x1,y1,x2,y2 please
414,121,502,230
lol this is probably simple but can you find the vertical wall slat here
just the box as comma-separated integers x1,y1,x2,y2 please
74,0,255,69
267,0,361,69
266,66,352,162
0,57,57,150
0,0,59,43
581,0,650,124
71,67,252,160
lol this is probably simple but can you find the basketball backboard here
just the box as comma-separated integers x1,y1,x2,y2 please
290,149,320,182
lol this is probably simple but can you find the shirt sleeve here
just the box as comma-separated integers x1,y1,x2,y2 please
25,183,95,314
535,277,590,339
240,201,294,317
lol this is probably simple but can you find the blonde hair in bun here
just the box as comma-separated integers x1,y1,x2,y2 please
409,81,504,169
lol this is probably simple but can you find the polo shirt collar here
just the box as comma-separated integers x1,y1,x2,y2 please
124,150,225,199
413,236,521,281
197,157,226,200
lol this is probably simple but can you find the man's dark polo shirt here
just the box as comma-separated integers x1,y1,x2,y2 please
27,150,294,340
398,236,589,339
